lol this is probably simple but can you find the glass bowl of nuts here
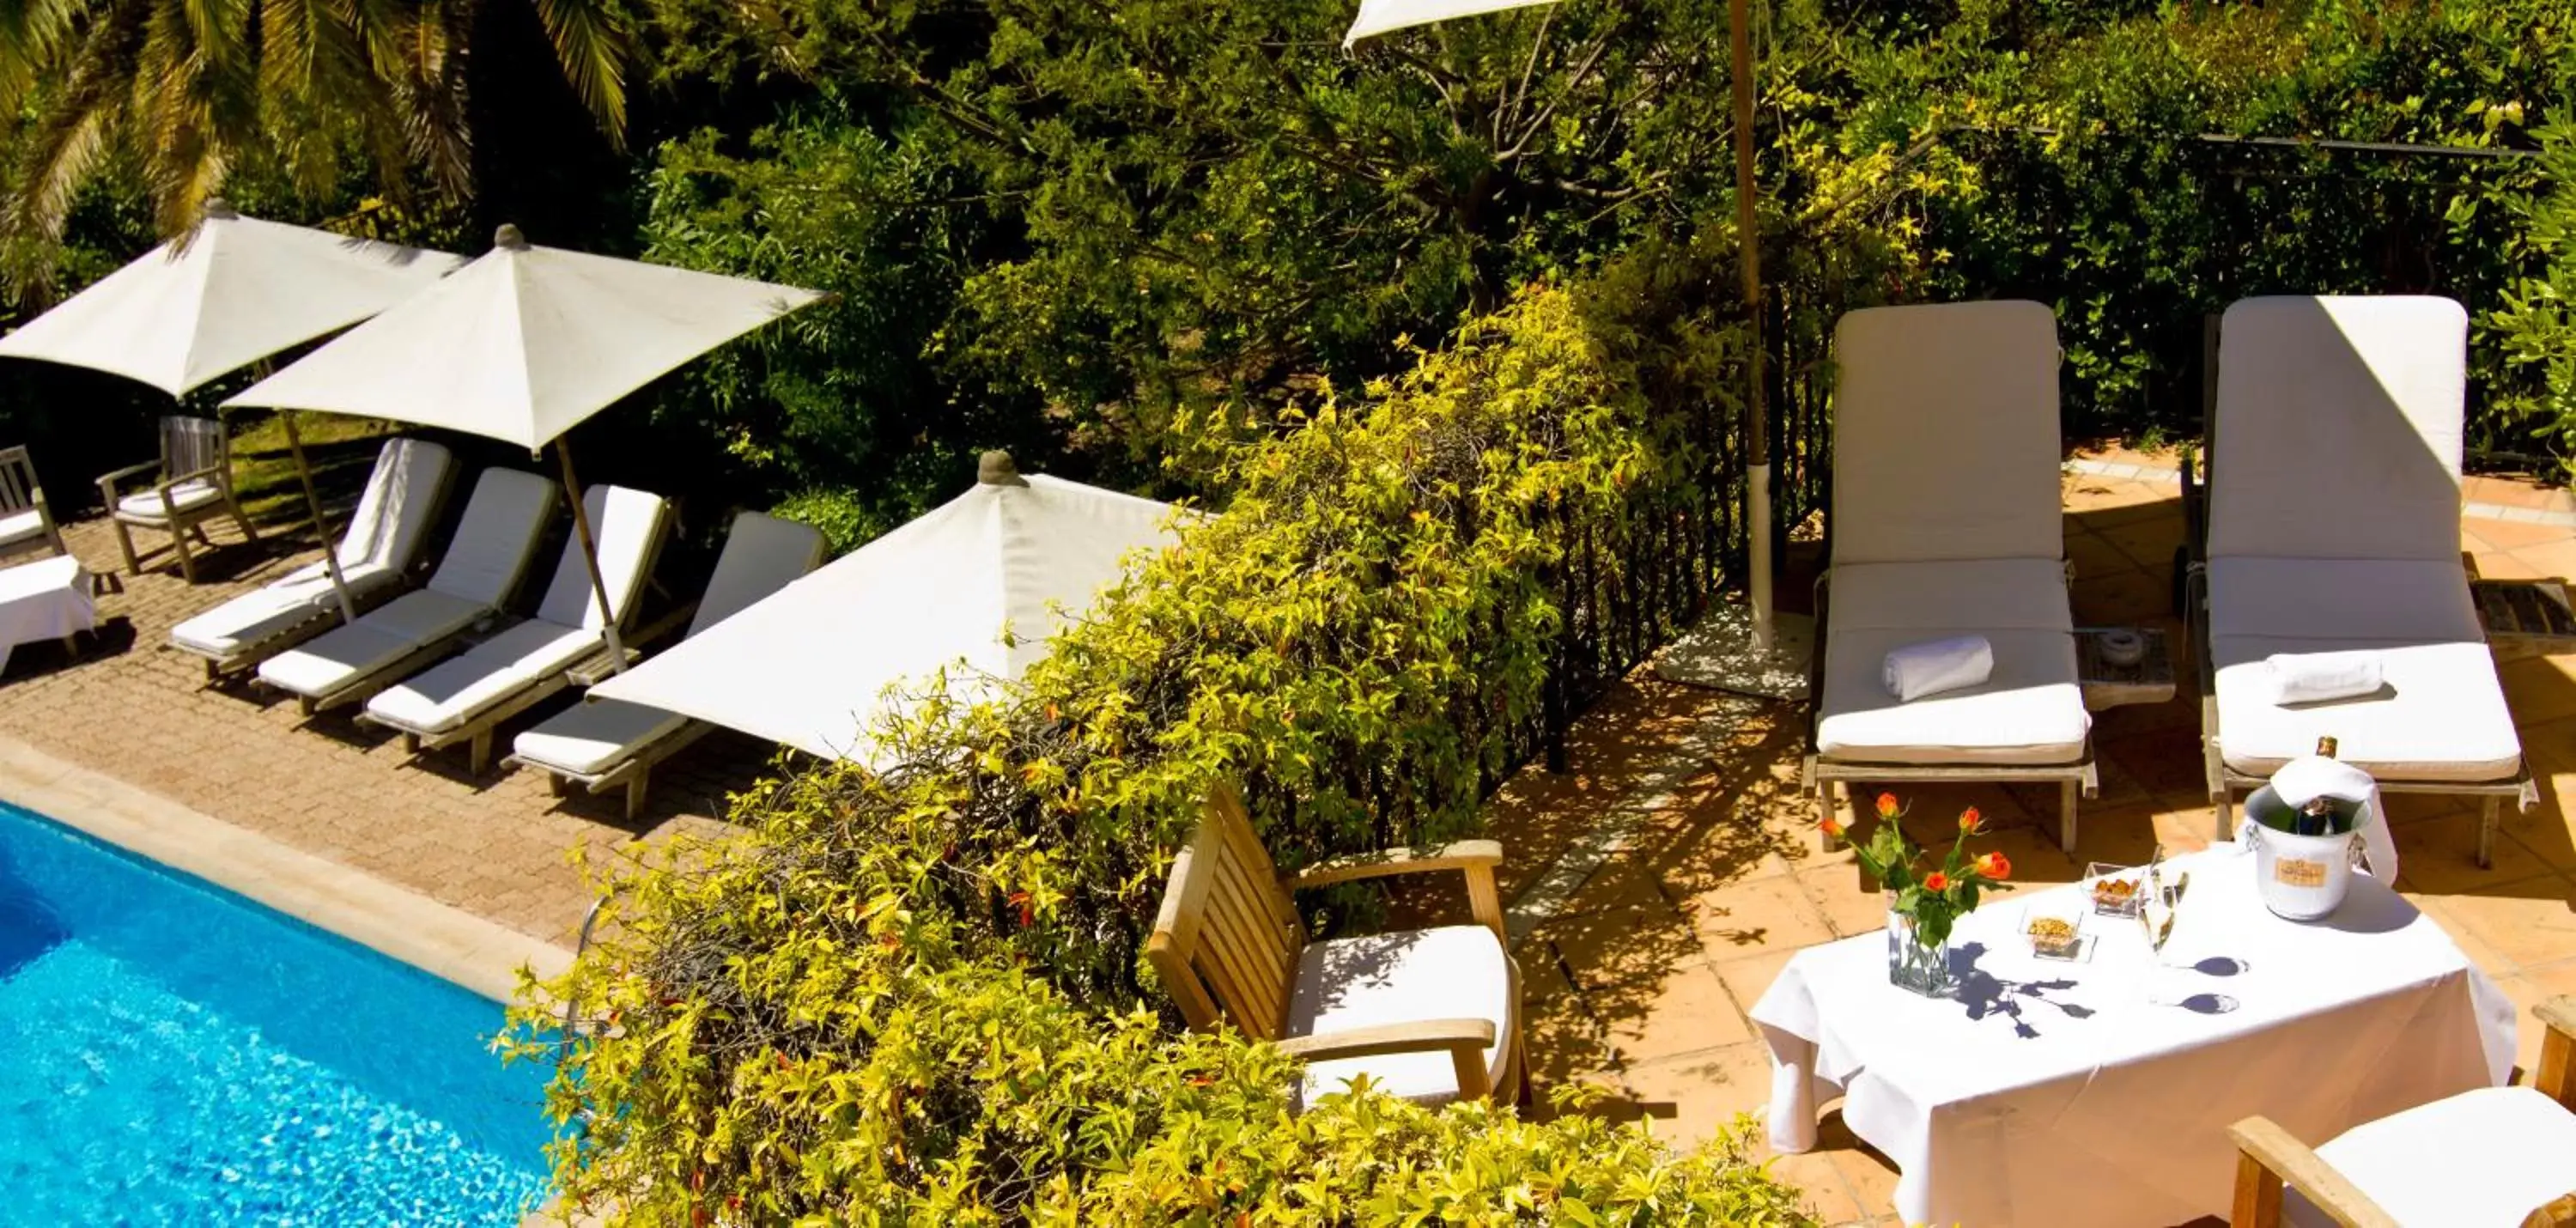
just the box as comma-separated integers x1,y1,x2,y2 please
2085,862,2146,918
2023,901,2089,962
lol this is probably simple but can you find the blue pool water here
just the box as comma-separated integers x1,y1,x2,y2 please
0,802,555,1225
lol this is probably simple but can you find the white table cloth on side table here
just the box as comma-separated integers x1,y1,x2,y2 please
0,555,93,672
1752,847,2516,1227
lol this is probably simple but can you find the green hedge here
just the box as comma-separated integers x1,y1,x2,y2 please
504,283,1819,1224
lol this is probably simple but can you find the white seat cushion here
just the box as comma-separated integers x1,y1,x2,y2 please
2286,1086,2576,1228
2213,635,2521,781
169,561,398,657
114,478,222,520
1288,925,1515,1109
2208,557,2482,643
254,589,489,697
513,698,689,777
0,508,46,547
362,619,603,735
1819,625,2089,765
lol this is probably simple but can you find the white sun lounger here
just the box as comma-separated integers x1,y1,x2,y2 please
1804,301,2096,850
170,437,458,678
256,468,560,714
2187,295,2533,865
357,485,671,772
505,512,826,817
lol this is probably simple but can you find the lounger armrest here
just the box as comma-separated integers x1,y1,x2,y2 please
1277,1018,1497,1100
2539,995,2576,1109
162,460,225,490
2227,1116,2398,1228
1287,841,1503,890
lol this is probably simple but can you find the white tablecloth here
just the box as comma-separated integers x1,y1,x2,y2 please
0,555,92,672
1753,847,2517,1227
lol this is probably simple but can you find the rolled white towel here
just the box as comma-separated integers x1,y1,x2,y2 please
2265,651,2384,705
1883,635,1994,702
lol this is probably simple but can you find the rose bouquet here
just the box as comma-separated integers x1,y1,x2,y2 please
1825,793,2013,994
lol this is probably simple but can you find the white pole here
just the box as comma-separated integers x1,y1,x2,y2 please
1729,0,1772,650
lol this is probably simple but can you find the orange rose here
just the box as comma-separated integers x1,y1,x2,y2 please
1923,871,1950,891
1820,814,1845,839
1959,806,1984,834
1874,792,1901,820
1977,852,2012,882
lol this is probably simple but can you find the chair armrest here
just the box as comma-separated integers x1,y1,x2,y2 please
161,461,226,490
2227,1116,2398,1228
1287,840,1502,890
1276,1018,1498,1100
2538,995,2576,1109
94,460,160,502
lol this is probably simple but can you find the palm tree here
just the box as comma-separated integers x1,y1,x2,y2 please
0,0,629,260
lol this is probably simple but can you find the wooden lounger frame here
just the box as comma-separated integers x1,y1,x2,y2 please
2178,316,2537,868
505,717,713,822
1801,568,2099,854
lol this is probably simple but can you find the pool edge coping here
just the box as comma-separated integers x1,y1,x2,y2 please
0,733,574,1004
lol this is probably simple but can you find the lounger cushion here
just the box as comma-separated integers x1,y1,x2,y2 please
2286,1087,2576,1228
2211,635,2520,781
170,559,399,657
529,485,668,629
2211,297,2467,563
114,479,221,520
513,698,689,777
1819,627,2089,765
2208,557,2482,643
362,620,605,736
255,589,489,697
1826,558,2075,633
1831,301,2064,566
0,509,46,548
425,469,560,605
1288,925,1515,1109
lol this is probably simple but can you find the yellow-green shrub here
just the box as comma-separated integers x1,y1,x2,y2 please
506,283,1814,1225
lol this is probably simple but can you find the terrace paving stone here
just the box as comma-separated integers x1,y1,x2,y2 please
1481,467,2576,1221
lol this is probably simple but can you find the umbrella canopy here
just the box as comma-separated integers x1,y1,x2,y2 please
225,225,826,450
589,454,1185,763
1344,0,1552,44
0,201,463,397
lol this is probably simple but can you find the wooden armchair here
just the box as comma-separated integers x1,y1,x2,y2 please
96,415,257,581
2232,995,2576,1227
1147,787,1519,1107
0,446,66,564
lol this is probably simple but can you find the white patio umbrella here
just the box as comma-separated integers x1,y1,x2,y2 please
0,199,465,617
227,224,826,670
588,453,1185,763
1347,0,1808,697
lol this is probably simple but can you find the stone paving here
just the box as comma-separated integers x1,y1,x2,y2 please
0,510,771,945
1481,447,2576,1226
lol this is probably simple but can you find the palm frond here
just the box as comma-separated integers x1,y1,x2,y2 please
529,0,629,145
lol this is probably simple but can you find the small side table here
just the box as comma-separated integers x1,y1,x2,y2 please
0,555,99,672
2075,625,2176,711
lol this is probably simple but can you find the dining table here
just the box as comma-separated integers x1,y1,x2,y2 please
1751,843,2518,1227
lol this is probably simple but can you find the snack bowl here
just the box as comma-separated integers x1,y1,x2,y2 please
2022,900,2090,962
2084,861,2146,918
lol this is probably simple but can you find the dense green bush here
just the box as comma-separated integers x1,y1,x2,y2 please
504,283,1818,1223
2489,121,2576,451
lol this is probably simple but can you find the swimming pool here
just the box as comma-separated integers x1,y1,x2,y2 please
0,800,555,1225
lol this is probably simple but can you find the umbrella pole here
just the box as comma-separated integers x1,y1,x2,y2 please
1730,0,1772,651
281,411,358,623
554,441,630,674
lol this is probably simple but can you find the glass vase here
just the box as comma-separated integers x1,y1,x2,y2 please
1885,900,1958,999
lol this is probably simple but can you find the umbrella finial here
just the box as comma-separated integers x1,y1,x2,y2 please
203,197,238,221
495,223,531,252
977,450,1028,487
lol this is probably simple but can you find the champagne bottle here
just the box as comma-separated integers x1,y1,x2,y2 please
2297,737,2343,836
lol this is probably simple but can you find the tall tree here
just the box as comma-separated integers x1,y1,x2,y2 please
0,0,633,258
